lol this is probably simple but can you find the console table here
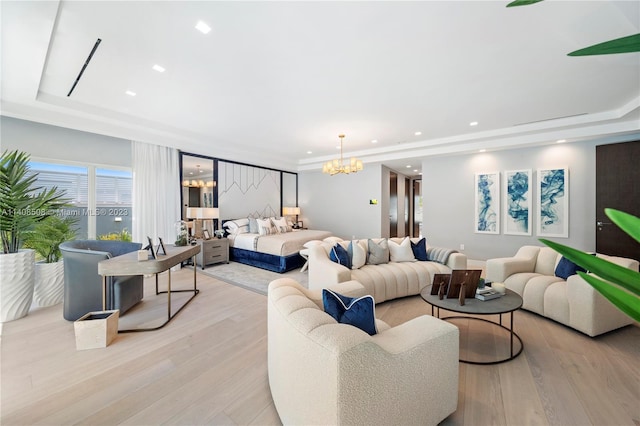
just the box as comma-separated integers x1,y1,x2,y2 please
98,244,200,332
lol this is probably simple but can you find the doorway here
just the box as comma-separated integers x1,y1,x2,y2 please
595,141,639,261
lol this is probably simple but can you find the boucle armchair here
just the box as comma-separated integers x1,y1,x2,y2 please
267,278,459,426
486,245,638,336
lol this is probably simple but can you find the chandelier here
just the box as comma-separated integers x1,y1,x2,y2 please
322,134,364,175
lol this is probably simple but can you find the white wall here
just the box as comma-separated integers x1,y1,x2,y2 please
298,165,383,239
1,116,131,167
423,141,607,260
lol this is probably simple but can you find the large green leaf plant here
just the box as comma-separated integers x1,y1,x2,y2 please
0,150,69,254
23,215,78,263
540,209,640,322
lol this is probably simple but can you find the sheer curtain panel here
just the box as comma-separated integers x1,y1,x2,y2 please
132,141,180,246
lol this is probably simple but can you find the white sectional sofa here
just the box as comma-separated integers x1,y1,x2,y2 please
308,237,467,303
267,278,459,426
486,245,638,336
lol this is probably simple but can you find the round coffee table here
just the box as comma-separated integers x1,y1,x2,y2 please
420,286,524,365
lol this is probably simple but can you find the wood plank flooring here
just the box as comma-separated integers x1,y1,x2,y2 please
1,268,638,425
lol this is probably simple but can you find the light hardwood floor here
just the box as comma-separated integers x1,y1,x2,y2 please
1,268,638,425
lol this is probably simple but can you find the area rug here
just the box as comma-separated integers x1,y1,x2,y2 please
195,261,309,295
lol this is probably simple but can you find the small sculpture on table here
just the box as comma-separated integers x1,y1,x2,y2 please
459,283,466,306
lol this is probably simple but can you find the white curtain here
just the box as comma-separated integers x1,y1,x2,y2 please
132,141,180,246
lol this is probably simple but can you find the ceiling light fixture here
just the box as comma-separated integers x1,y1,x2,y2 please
371,139,378,144
479,149,487,153
125,90,136,96
322,134,363,176
414,131,422,136
470,121,479,126
195,20,211,34
152,64,165,73
556,139,566,143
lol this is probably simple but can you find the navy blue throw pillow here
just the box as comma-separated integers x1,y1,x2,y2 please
411,238,428,261
322,289,377,335
329,244,352,269
554,256,587,280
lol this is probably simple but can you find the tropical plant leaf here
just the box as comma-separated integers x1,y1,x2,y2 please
506,0,544,7
568,33,640,56
540,239,640,297
578,272,640,323
606,208,640,245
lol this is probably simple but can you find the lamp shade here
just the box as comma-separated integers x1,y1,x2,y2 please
282,207,300,216
187,207,219,219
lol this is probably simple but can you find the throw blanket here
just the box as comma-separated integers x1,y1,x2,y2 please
427,247,458,265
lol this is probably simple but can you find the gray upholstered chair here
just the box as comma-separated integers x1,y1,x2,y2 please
60,240,144,321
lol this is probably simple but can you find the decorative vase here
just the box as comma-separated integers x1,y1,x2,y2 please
33,260,64,307
0,249,35,322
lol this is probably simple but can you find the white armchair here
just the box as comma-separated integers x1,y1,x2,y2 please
486,246,638,336
267,278,459,426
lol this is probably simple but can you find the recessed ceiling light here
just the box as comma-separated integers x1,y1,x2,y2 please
195,20,211,34
371,139,378,144
479,149,486,153
152,64,165,73
556,139,566,143
470,121,479,126
414,131,422,136
406,165,411,168
419,172,423,175
413,169,418,173
125,90,136,96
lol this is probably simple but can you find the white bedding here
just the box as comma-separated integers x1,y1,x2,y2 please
228,229,333,256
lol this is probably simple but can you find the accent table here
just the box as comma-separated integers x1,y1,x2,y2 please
420,286,524,365
98,244,200,333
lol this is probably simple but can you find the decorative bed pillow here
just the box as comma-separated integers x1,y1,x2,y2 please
389,237,416,262
256,218,276,235
272,217,290,233
248,217,259,234
329,243,352,269
322,289,377,335
223,218,250,235
555,256,587,280
348,240,367,269
367,239,389,265
410,237,428,261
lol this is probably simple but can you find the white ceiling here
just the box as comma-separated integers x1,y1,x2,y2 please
2,1,639,175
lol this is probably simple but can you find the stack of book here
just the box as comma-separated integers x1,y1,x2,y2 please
475,287,502,301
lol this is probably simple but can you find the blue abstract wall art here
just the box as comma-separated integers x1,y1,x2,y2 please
504,169,531,235
537,167,569,238
474,172,500,234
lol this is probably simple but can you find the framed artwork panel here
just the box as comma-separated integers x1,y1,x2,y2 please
537,167,569,238
503,169,532,235
474,172,500,234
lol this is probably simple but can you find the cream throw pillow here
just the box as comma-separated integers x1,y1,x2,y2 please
257,218,275,235
348,240,367,269
388,237,416,262
272,217,290,233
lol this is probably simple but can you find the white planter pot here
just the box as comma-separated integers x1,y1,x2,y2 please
34,260,64,307
0,249,35,322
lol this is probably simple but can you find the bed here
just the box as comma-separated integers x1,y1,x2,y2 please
223,218,333,273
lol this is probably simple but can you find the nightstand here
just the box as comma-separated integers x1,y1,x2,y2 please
195,238,229,269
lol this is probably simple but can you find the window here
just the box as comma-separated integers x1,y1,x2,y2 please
28,162,132,239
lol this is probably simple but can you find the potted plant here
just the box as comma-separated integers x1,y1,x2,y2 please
0,150,68,322
23,215,78,307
